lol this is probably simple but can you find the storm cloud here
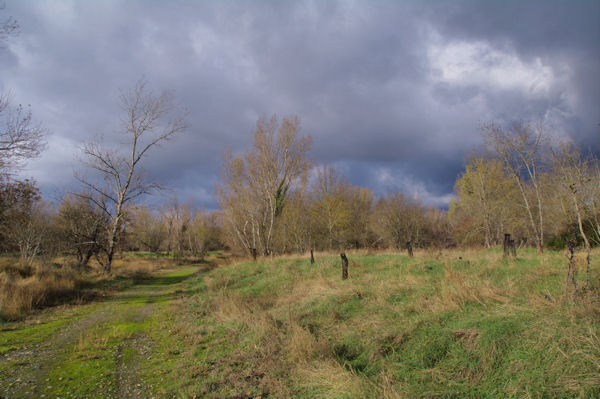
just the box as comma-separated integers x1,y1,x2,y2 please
1,0,598,208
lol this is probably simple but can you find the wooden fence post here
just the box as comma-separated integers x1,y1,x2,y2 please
310,249,315,265
340,253,348,280
251,248,257,262
406,241,414,257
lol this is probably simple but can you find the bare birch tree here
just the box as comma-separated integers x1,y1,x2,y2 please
76,79,187,273
483,121,547,253
218,115,311,256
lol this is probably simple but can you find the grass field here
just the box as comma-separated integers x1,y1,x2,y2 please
1,248,598,398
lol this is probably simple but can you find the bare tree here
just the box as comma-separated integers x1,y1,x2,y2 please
310,165,351,250
11,201,50,267
0,5,45,175
129,206,166,253
483,121,547,253
370,192,425,250
450,155,515,247
0,177,39,250
0,94,46,175
551,141,594,289
218,115,311,256
162,197,191,259
76,79,187,273
57,194,108,268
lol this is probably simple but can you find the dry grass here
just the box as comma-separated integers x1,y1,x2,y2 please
191,248,600,397
0,254,189,320
0,267,83,320
425,261,514,312
294,359,368,398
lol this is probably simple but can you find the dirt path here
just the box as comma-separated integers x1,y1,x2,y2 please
0,266,202,399
1,307,115,397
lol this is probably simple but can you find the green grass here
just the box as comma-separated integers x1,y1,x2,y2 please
0,249,598,398
186,248,599,398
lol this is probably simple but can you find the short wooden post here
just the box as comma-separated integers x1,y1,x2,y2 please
503,234,511,257
340,253,348,280
406,241,414,257
251,248,257,262
310,249,315,265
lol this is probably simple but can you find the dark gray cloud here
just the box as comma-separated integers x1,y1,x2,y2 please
1,0,598,209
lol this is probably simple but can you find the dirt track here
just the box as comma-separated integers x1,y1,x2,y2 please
0,267,202,398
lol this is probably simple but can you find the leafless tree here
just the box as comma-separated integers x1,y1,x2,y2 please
218,115,311,256
551,141,595,289
0,7,45,176
483,121,548,253
57,194,108,268
370,192,425,250
76,79,187,273
11,201,51,267
310,165,352,250
0,94,46,175
129,206,166,253
162,197,192,258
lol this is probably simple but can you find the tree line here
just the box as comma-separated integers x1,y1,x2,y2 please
1,99,598,274
218,117,599,258
1,9,598,276
2,103,598,276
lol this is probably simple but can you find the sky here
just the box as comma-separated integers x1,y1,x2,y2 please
1,0,598,209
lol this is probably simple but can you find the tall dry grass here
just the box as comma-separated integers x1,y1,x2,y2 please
0,253,187,320
0,267,83,320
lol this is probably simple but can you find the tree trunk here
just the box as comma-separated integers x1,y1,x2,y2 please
483,212,491,249
406,241,413,257
566,239,577,299
81,247,94,268
340,253,348,280
573,194,591,290
478,174,492,248
514,176,543,253
310,249,315,265
105,211,123,274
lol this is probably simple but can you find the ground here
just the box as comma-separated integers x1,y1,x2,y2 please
1,249,599,398
0,265,210,398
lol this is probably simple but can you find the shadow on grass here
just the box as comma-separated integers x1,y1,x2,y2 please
100,258,217,292
31,259,221,315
